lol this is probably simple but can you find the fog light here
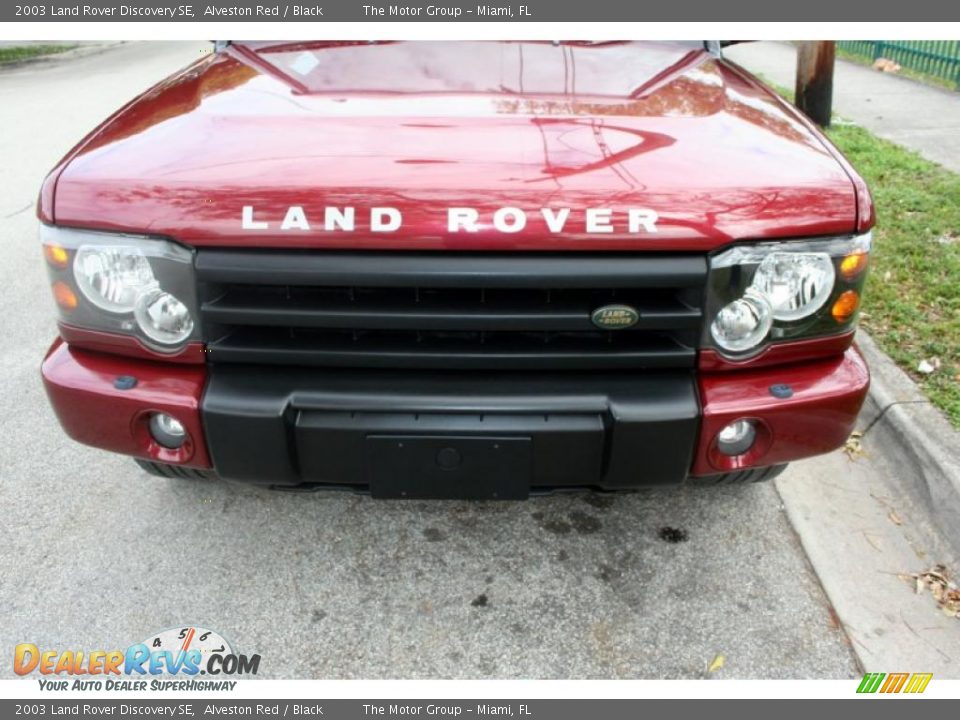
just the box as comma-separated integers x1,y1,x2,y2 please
716,419,757,457
149,413,187,449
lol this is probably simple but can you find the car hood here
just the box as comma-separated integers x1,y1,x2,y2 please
50,42,860,252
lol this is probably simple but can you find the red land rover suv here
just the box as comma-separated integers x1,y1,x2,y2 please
39,41,871,498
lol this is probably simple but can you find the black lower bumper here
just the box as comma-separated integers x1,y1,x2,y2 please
201,366,700,498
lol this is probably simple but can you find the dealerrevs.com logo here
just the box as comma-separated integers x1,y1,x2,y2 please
15,626,260,691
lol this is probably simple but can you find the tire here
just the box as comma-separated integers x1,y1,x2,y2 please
687,464,788,487
135,459,217,481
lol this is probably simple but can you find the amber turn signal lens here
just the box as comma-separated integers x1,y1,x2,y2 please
43,243,69,269
840,251,869,280
52,281,78,311
831,290,860,323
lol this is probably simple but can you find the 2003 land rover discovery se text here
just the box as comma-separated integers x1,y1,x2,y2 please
39,41,872,499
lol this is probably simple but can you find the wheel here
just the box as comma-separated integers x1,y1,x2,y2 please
135,459,217,481
687,464,788,486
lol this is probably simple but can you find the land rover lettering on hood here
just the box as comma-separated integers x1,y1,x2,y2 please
39,41,872,498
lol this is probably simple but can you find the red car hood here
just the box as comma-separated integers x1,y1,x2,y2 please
50,41,861,252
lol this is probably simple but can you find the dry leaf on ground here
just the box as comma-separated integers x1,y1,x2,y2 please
843,431,865,459
910,565,960,618
708,654,725,673
873,58,902,73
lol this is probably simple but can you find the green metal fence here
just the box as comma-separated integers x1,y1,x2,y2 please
837,41,960,88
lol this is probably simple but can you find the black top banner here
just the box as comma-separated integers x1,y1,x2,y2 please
5,0,960,21
0,700,957,720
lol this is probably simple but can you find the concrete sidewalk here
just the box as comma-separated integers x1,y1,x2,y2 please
728,41,960,675
725,42,960,173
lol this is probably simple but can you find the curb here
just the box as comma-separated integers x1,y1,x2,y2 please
856,330,960,561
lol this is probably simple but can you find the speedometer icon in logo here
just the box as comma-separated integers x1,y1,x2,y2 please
142,626,233,670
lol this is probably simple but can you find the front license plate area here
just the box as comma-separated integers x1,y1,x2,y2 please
366,435,532,500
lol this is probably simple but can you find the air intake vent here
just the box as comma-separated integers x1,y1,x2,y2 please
196,251,706,370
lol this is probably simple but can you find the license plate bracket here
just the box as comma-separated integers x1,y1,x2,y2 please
366,435,532,500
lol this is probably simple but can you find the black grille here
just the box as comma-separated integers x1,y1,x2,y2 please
196,251,706,370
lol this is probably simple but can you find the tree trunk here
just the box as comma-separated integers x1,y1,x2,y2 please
795,41,835,128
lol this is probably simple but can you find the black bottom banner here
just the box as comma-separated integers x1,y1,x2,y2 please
1,699,953,720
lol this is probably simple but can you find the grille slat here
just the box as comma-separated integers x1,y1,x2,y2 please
196,251,706,288
206,327,693,370
197,251,706,370
202,289,702,332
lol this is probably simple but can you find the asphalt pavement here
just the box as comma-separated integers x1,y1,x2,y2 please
0,41,949,680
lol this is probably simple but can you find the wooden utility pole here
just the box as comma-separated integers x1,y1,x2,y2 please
795,41,836,128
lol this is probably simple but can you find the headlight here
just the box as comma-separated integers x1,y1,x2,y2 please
750,252,835,321
710,289,774,353
704,232,871,357
41,225,199,352
134,288,195,346
73,245,156,313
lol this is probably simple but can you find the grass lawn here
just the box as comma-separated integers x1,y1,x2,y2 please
0,44,78,64
830,123,960,427
766,81,960,427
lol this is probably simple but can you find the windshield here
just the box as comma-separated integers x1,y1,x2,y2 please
231,41,709,98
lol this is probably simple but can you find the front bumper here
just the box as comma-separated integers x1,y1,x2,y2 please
42,339,869,496
201,366,699,496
